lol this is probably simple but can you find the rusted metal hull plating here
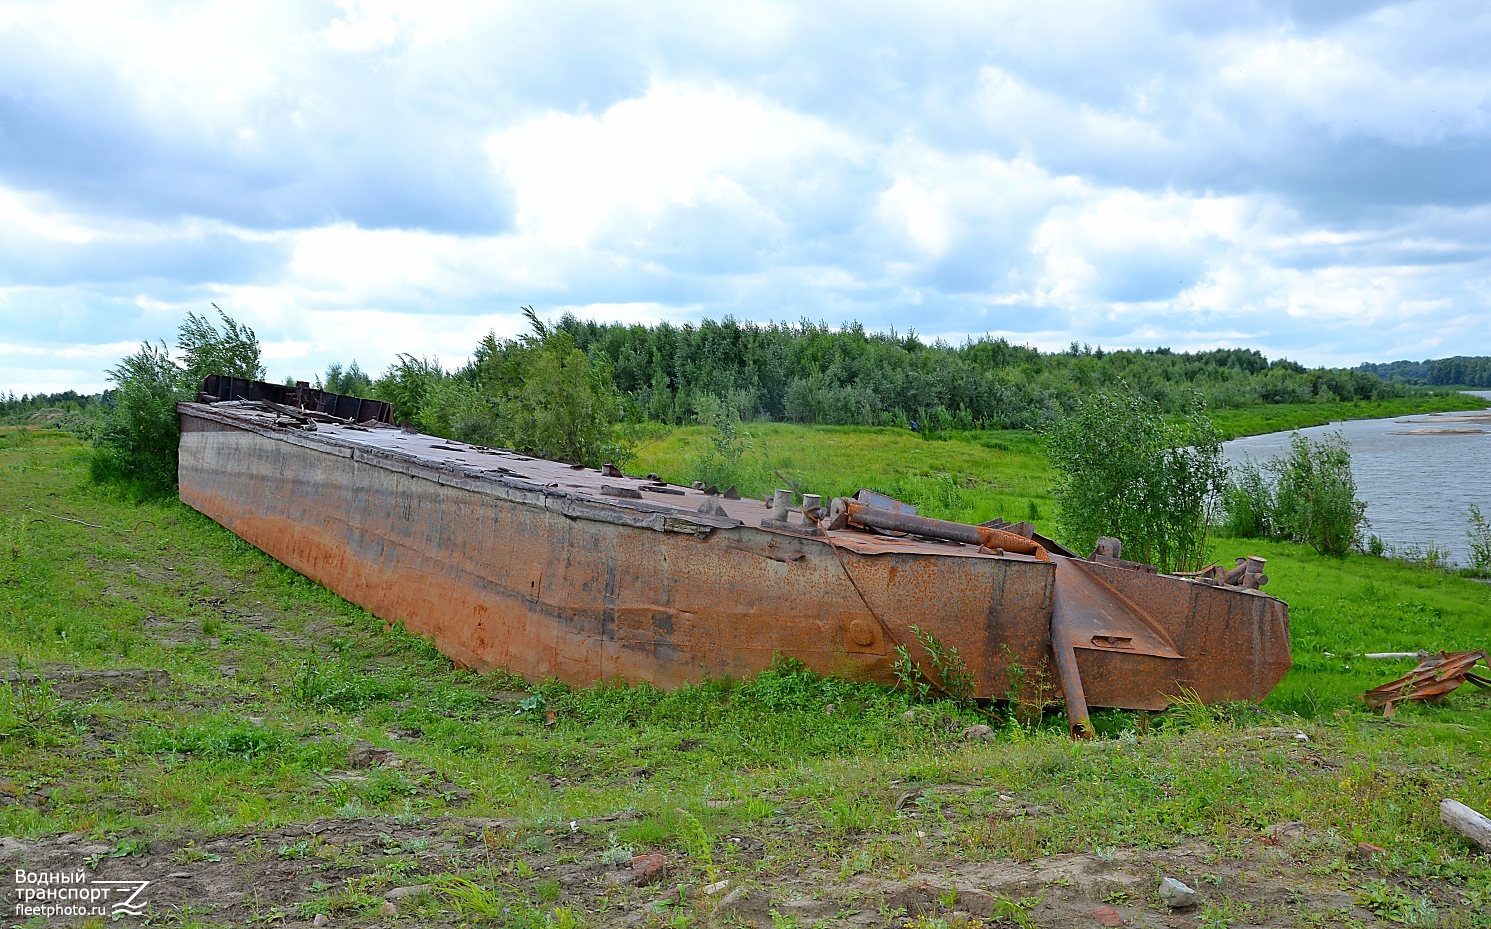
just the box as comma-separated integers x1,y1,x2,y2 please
176,398,1292,721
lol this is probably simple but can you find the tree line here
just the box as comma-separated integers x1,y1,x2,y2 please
1355,356,1491,389
7,309,1458,498
348,315,1417,434
18,308,1382,571
8,317,1454,435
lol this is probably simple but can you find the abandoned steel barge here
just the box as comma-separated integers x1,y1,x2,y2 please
178,378,1291,734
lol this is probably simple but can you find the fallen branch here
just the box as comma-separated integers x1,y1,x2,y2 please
1440,799,1491,852
23,506,155,535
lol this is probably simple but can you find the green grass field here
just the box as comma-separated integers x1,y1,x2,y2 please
1205,394,1488,441
3,424,1489,928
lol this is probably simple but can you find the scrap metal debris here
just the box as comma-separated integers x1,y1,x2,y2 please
1362,649,1489,716
1178,555,1270,590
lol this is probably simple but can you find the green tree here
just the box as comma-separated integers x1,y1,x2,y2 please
1268,431,1366,556
1046,388,1227,572
372,354,446,428
468,308,630,466
177,307,265,388
92,309,263,495
320,360,374,398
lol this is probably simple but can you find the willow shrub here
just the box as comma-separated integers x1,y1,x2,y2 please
1046,388,1227,572
1224,430,1366,557
91,310,264,495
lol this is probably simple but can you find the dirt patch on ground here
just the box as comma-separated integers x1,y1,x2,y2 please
0,666,171,701
0,812,1440,927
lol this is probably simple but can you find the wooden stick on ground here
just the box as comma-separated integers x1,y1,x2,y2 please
1440,799,1491,852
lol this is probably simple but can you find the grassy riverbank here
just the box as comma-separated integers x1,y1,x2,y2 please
3,427,1489,928
630,392,1490,527
1205,393,1488,440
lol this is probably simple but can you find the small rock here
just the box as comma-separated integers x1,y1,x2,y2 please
1294,730,1310,743
716,886,750,911
349,740,397,768
901,710,917,723
961,724,995,741
0,837,25,857
78,843,113,855
631,852,668,886
385,884,432,901
651,884,693,909
1158,876,1197,909
823,703,837,715
168,871,192,879
312,915,330,927
435,782,471,802
379,901,398,917
703,879,730,896
1090,903,1125,926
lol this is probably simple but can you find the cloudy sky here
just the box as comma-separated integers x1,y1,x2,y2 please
3,0,1489,396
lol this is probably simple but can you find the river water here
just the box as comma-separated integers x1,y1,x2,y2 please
1222,391,1491,566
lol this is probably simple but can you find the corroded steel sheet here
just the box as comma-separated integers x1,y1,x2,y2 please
1363,650,1489,716
177,397,1292,712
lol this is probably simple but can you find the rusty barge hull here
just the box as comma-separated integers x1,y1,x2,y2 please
177,399,1290,712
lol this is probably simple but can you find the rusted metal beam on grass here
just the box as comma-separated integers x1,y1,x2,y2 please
1362,650,1490,716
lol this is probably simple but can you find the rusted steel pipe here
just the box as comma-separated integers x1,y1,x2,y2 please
1050,575,1095,739
832,499,1050,561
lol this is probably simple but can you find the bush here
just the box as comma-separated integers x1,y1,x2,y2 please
1467,504,1491,577
1046,388,1227,572
685,393,767,493
498,330,628,466
1270,431,1366,556
469,309,631,467
1222,430,1367,557
1221,458,1274,539
89,340,185,493
372,354,446,429
92,310,264,495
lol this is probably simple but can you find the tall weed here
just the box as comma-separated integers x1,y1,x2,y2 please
1467,503,1491,577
